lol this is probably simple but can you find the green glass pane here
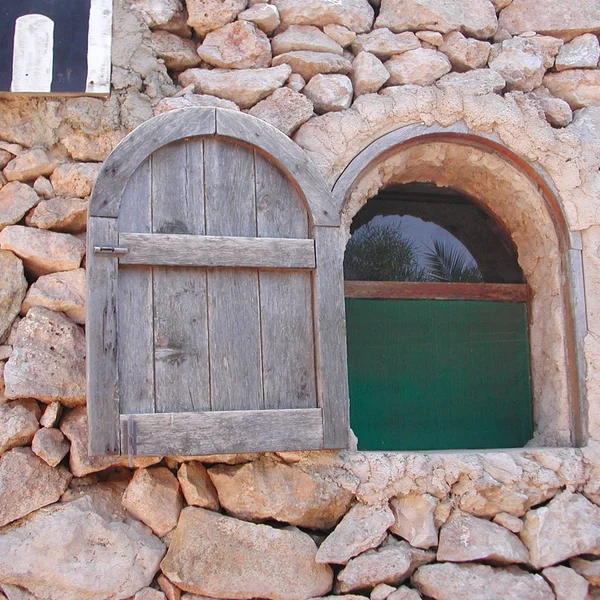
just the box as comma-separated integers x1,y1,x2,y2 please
345,299,533,451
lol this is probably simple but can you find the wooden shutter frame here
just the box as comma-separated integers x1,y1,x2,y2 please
87,107,349,456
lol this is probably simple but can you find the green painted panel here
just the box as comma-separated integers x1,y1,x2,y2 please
345,299,533,451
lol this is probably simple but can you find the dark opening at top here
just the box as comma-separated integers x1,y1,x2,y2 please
344,183,524,285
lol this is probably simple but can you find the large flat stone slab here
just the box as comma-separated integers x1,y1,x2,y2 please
160,507,334,600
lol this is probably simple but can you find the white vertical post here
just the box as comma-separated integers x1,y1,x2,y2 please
11,14,54,93
86,0,113,94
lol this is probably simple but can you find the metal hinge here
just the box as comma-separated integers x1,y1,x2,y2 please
94,246,129,256
122,415,137,467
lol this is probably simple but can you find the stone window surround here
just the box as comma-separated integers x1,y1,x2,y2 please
332,123,587,449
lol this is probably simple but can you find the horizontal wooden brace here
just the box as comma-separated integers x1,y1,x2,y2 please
344,281,528,302
117,233,316,269
120,408,324,455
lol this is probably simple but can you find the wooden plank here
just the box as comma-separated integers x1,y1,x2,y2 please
344,281,528,302
117,159,155,416
151,140,210,413
90,107,216,217
255,152,317,410
119,233,315,269
87,216,120,455
123,409,324,455
204,138,264,411
216,108,338,227
313,226,350,448
85,0,113,94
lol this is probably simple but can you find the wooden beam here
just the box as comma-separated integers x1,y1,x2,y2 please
344,281,528,302
121,408,324,455
117,233,316,269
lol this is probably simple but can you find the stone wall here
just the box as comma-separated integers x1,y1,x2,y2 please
2,0,600,599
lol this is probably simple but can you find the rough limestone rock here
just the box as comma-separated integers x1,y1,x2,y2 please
135,589,167,600
3,148,56,182
154,94,240,114
60,406,161,477
390,493,438,550
287,72,307,92
208,457,354,529
528,87,573,127
441,68,509,95
197,21,271,69
4,307,85,406
352,52,390,95
543,69,600,109
0,496,165,600
156,574,180,600
161,507,334,600
177,461,220,510
437,509,529,564
59,479,131,523
33,175,55,199
439,31,490,71
239,3,280,34
352,29,420,59
498,0,600,38
376,0,498,39
0,361,6,404
131,0,183,27
489,46,545,92
150,31,202,70
336,538,435,592
492,512,524,533
324,24,356,48
249,87,313,135
26,196,88,233
0,250,26,342
555,33,600,71
303,74,353,113
317,503,395,564
50,162,102,198
385,49,451,85
514,35,564,69
370,583,396,600
31,427,70,467
387,588,421,600
542,566,589,600
123,467,183,538
39,401,62,428
179,65,292,109
570,557,600,586
272,0,374,34
272,25,343,56
0,447,71,527
0,182,41,230
273,51,352,80
0,226,85,278
412,563,555,600
21,268,86,325
0,399,40,455
521,491,600,569
186,0,247,35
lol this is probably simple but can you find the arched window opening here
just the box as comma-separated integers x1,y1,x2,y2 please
344,183,533,451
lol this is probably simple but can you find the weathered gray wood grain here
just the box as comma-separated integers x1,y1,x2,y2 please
152,140,210,413
118,233,316,269
90,107,216,217
255,153,317,410
204,139,264,411
123,408,324,455
216,109,339,227
314,226,350,448
117,159,155,416
87,216,120,455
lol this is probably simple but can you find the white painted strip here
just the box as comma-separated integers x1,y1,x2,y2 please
86,0,113,94
11,14,54,93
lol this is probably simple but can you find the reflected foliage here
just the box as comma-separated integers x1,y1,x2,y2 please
344,223,483,283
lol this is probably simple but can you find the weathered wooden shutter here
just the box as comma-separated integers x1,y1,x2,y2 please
87,107,349,456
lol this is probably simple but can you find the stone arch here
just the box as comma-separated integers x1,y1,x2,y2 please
332,124,587,447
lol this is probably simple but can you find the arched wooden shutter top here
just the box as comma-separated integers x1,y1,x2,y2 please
87,107,349,456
